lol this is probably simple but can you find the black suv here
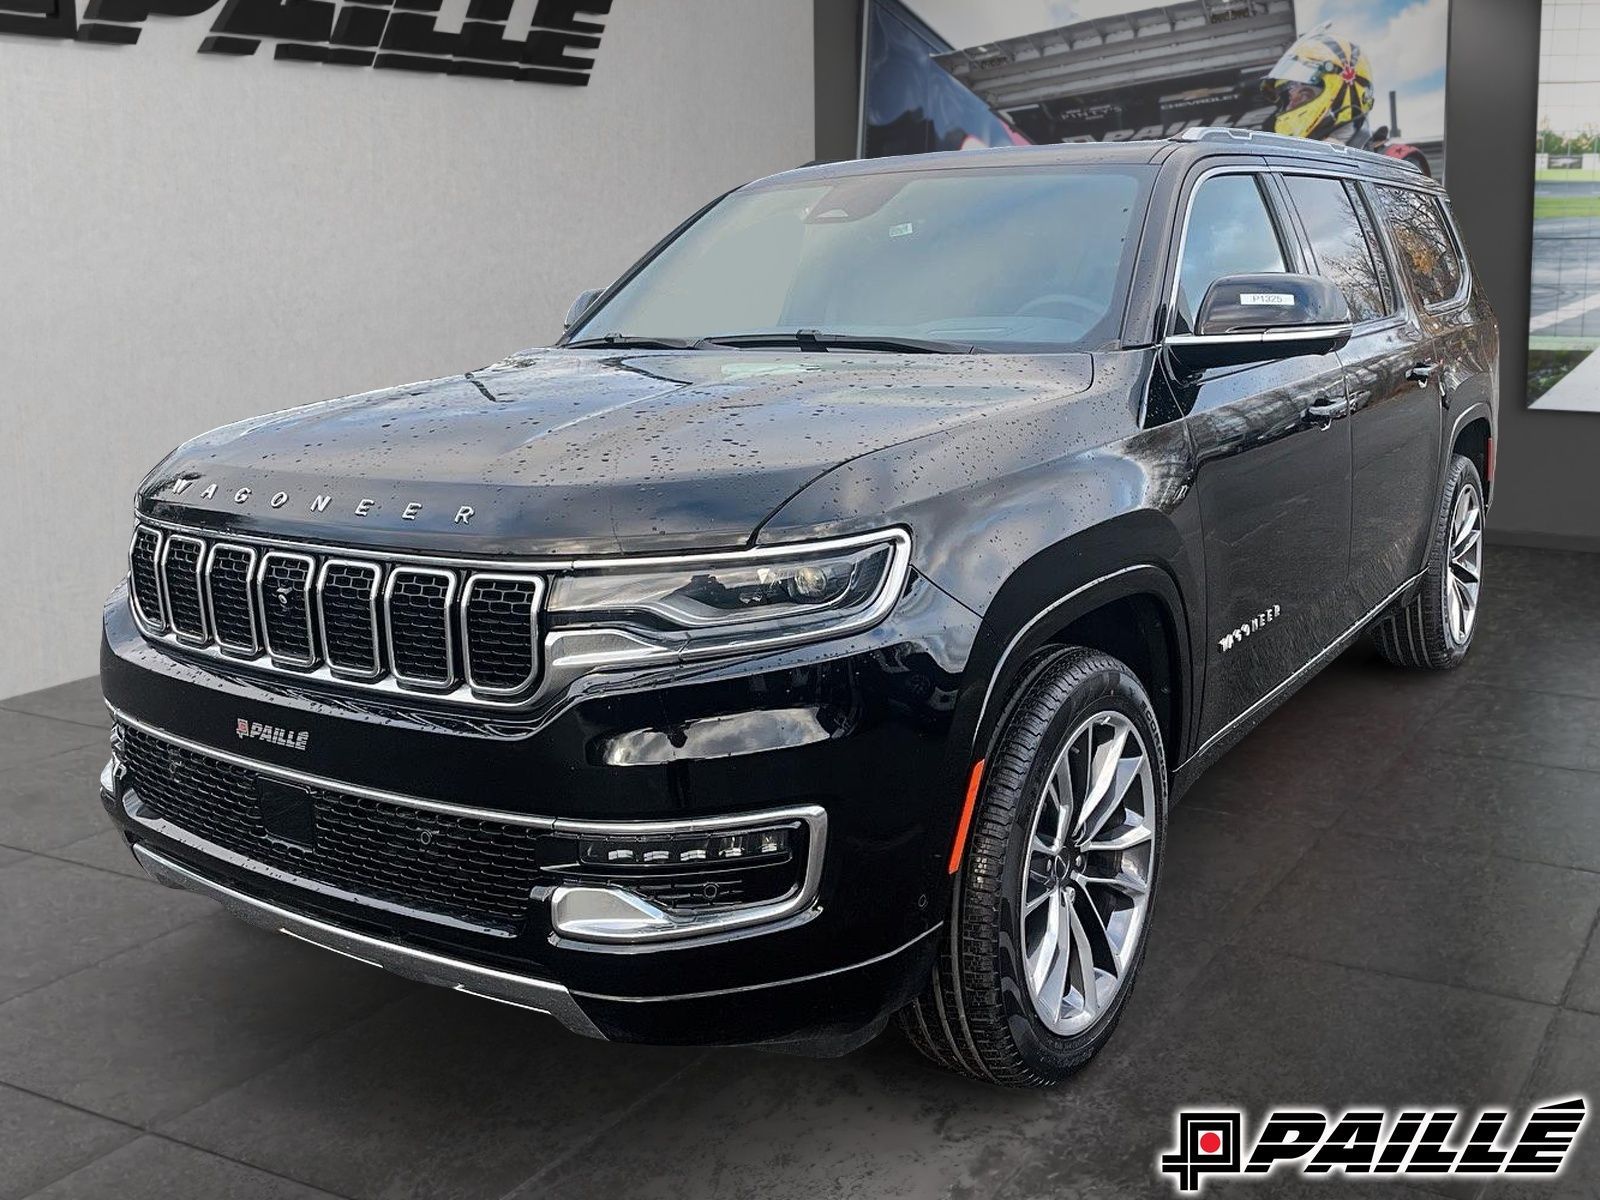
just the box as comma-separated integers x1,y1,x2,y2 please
100,129,1497,1086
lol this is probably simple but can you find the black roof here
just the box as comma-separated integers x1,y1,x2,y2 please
757,128,1442,194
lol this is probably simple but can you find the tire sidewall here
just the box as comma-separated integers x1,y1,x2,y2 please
1434,457,1484,665
988,658,1168,1077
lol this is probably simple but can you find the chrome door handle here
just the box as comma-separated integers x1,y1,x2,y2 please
1305,395,1344,429
1407,360,1439,387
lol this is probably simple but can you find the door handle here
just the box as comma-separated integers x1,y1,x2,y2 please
1407,360,1440,387
1305,395,1344,429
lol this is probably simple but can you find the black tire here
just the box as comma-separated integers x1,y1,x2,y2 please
1374,454,1485,670
898,647,1167,1087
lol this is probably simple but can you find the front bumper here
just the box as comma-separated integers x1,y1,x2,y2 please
99,574,979,1050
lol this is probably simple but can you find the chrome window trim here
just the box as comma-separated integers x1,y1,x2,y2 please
1165,160,1459,341
204,543,261,658
160,534,209,645
316,558,384,681
461,573,546,698
128,525,167,632
1344,176,1465,315
256,551,319,669
383,566,459,691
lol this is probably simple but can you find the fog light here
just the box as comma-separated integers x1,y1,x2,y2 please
577,827,790,869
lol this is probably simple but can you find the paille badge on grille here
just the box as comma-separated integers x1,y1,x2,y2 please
236,718,310,751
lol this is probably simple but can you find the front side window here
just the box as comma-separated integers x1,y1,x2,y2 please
1376,186,1463,308
1283,174,1388,323
573,165,1155,353
1175,174,1288,332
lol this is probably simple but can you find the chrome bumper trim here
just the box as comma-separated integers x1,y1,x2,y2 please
130,844,607,1039
570,924,942,1004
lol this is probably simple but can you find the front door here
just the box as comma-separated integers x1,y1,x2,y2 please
1168,170,1354,745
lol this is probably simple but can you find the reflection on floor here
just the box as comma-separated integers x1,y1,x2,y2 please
1,546,1597,1200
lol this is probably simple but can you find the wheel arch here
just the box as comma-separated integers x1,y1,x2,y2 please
1449,407,1494,505
967,556,1196,776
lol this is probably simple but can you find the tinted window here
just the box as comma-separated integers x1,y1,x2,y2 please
1376,186,1463,307
1176,174,1287,331
576,166,1153,353
1348,183,1399,315
1283,175,1387,323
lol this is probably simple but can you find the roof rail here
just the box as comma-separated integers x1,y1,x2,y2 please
1174,126,1422,173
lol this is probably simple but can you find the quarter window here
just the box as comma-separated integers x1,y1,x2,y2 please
1176,174,1288,332
1375,186,1463,308
1283,175,1389,323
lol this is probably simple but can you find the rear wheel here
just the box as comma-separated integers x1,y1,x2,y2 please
899,648,1166,1086
1374,454,1484,669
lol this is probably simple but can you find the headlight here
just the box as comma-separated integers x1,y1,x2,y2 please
547,529,911,665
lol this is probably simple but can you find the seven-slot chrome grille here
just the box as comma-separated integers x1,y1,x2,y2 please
129,524,544,706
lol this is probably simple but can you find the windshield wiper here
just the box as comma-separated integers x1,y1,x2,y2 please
700,330,977,354
564,333,707,350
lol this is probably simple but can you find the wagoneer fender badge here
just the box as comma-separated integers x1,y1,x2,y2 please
237,719,310,751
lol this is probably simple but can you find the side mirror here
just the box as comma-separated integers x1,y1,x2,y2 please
1371,124,1390,142
564,287,605,332
1165,273,1352,371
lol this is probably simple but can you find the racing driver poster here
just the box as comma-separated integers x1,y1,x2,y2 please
859,0,1448,181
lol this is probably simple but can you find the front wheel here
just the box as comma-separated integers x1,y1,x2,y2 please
899,648,1167,1086
1374,454,1484,669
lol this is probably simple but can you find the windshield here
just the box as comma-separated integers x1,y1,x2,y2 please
570,164,1155,353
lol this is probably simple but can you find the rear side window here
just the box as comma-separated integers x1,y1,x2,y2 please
1282,174,1390,323
1176,174,1287,332
1375,186,1463,308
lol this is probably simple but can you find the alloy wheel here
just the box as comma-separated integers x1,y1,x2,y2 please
1446,482,1483,647
1020,710,1157,1037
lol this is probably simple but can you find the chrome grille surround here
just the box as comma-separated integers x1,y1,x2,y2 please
128,527,166,630
129,522,544,707
384,567,458,691
161,534,208,644
462,574,546,696
126,520,912,711
316,559,383,680
204,543,260,657
257,551,317,669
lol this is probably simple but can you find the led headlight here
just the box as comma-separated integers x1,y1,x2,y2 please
548,528,911,664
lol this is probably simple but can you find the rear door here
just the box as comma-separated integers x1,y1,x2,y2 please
1169,167,1353,745
1278,171,1442,615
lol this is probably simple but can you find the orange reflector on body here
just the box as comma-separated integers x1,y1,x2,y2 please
947,759,986,875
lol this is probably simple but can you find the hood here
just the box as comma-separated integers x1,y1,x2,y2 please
138,348,1094,556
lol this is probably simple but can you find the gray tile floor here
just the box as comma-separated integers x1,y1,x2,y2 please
2,546,1598,1200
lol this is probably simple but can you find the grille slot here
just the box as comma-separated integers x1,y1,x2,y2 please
161,536,207,643
463,575,544,694
206,544,259,655
129,527,166,630
258,552,317,667
318,560,383,678
118,724,542,933
127,525,544,704
386,568,456,689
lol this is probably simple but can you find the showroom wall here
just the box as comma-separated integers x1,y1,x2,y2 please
812,0,1600,553
1446,0,1600,551
0,0,814,699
